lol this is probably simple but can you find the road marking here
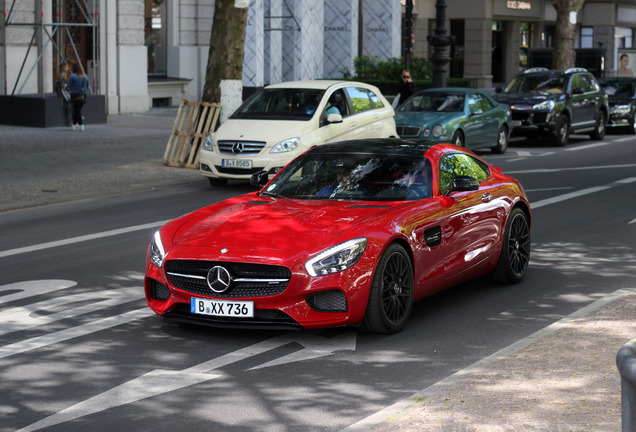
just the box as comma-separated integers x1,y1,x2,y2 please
565,141,615,151
0,280,77,304
0,219,170,259
16,330,356,432
0,308,152,359
531,177,636,209
506,163,636,175
0,285,143,336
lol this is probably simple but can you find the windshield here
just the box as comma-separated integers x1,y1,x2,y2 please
232,88,325,120
398,92,465,113
599,79,635,97
262,152,433,201
504,74,567,94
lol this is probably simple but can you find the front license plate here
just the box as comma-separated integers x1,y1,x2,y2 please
222,159,252,169
191,298,255,318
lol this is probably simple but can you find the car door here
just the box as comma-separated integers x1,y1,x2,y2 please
437,153,502,281
464,94,489,148
318,88,357,143
569,73,595,129
343,86,378,138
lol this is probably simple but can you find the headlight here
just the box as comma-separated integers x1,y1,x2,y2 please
612,104,631,114
149,231,166,268
270,137,300,153
533,100,555,111
422,129,431,137
432,124,443,137
305,238,367,276
202,134,214,151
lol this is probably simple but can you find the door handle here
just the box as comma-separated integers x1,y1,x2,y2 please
481,193,492,202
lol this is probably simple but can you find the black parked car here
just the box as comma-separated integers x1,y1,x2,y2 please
495,67,609,146
598,77,636,134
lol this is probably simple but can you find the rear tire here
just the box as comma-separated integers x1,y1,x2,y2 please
360,244,414,334
487,208,531,284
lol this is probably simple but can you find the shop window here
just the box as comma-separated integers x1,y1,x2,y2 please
145,0,167,76
580,27,594,49
616,27,633,49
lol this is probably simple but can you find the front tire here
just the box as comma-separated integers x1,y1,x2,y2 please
452,130,465,147
492,125,508,154
553,115,569,146
590,111,606,140
360,244,414,334
488,208,531,284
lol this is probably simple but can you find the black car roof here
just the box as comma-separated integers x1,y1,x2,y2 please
309,138,435,155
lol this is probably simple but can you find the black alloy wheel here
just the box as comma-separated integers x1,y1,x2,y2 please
553,115,569,146
492,125,508,154
590,111,607,140
360,243,414,334
488,207,531,283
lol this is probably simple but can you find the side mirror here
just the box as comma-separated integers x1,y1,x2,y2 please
250,170,269,187
572,87,585,95
445,175,479,196
471,108,484,116
326,113,343,124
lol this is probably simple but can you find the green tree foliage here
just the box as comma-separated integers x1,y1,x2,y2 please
341,56,432,81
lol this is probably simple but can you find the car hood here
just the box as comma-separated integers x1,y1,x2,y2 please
495,92,559,106
395,111,459,126
216,118,316,146
608,96,633,106
171,194,403,253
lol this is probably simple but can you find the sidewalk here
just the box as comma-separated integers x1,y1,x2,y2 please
348,289,636,432
0,107,202,212
1,110,634,432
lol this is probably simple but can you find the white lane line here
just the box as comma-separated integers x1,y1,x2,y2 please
0,308,152,359
0,219,169,259
0,280,77,304
565,141,615,151
506,163,636,175
531,177,636,209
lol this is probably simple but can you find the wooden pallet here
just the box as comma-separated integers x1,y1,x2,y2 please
163,100,221,168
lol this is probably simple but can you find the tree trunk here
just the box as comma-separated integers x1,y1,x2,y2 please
552,0,585,70
202,0,248,104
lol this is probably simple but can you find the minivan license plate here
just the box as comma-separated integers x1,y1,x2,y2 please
191,298,254,318
222,159,252,169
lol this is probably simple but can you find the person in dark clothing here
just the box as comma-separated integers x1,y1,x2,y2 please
396,69,416,107
68,63,89,131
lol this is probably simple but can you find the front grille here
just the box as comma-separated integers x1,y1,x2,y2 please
396,126,421,137
164,304,302,330
511,110,548,124
217,140,266,155
165,260,291,298
215,166,263,175
511,110,530,121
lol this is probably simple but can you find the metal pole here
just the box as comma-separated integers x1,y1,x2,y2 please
617,338,636,431
426,0,453,88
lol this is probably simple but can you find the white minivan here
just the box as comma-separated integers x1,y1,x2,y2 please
199,80,398,186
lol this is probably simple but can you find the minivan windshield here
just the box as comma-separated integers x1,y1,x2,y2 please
232,88,326,120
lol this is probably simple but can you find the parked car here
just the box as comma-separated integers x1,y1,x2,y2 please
495,67,609,146
146,139,531,334
598,77,636,134
198,80,397,186
395,88,512,154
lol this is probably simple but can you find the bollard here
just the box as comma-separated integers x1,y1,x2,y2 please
617,338,636,432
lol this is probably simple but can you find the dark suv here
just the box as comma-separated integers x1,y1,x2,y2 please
495,67,608,146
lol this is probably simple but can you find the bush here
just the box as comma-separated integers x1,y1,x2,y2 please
342,56,431,82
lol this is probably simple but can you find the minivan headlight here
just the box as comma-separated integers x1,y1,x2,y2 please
271,137,300,153
305,238,367,276
202,134,214,151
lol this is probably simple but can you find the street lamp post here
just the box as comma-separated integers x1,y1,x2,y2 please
427,0,453,88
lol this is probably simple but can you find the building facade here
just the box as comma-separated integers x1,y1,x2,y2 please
1,0,636,117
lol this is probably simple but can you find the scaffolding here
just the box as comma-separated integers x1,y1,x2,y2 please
2,0,100,95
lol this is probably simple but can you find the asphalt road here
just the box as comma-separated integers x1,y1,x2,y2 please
1,133,635,431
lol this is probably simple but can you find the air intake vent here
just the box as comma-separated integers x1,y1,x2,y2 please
306,290,348,313
150,280,171,301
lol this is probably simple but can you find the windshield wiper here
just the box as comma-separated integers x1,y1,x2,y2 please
260,191,287,199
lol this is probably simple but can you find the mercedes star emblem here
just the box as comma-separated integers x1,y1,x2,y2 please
232,142,244,154
206,266,232,293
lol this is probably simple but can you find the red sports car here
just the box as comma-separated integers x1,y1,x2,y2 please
145,139,531,333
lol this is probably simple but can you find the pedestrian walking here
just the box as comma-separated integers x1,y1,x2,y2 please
394,69,416,108
55,63,72,126
68,63,89,131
